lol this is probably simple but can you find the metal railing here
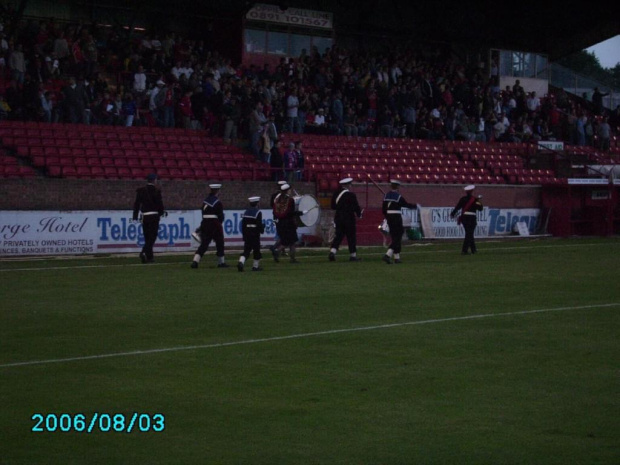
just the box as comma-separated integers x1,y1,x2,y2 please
550,63,619,111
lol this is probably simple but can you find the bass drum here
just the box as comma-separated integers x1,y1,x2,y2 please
294,195,320,227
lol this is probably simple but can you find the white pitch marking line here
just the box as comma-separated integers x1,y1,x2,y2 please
1,302,618,369
0,241,617,272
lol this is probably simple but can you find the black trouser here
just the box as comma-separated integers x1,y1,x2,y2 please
141,216,160,260
387,215,404,253
331,219,357,253
195,220,225,257
241,234,262,260
461,215,477,253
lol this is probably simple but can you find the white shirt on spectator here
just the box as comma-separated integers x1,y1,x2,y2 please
134,72,146,92
287,94,299,118
149,87,160,111
314,113,326,126
527,94,540,112
171,66,183,80
390,66,402,84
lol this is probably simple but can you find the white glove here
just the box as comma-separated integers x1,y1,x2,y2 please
302,210,308,214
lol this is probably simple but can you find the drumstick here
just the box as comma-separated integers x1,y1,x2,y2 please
365,173,386,195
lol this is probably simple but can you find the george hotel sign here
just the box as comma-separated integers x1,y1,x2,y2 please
246,3,334,29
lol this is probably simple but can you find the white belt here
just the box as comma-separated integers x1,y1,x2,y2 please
143,211,159,216
463,212,476,216
245,224,257,228
387,210,402,214
203,215,218,219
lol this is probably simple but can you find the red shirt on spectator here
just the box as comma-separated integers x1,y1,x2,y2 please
179,95,193,117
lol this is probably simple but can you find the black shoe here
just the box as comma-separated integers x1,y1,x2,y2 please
217,263,230,268
328,252,335,261
251,267,264,272
140,252,146,264
382,254,392,265
271,248,280,262
349,256,362,262
394,259,402,264
190,261,198,269
461,251,470,255
237,262,244,272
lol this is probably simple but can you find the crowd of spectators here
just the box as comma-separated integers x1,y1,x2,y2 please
0,9,618,161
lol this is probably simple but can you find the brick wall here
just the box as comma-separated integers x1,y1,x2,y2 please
0,179,541,212
0,179,317,211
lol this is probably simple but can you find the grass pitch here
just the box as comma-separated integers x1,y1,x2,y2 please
1,238,620,464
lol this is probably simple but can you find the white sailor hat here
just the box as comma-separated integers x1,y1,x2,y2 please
277,180,287,185
464,184,476,191
209,183,222,189
248,196,260,202
339,177,353,184
390,179,402,185
280,183,291,191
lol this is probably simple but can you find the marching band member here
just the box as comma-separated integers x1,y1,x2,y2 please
238,196,265,272
328,177,363,262
382,179,417,264
132,173,165,264
191,183,229,269
451,184,483,255
269,180,287,259
272,183,303,263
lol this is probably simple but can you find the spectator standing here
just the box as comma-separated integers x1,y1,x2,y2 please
295,140,305,181
149,79,165,126
133,65,147,101
597,116,611,151
286,88,300,134
249,101,267,159
270,139,284,181
222,93,241,144
122,92,138,127
40,90,53,123
592,87,609,115
178,89,193,129
8,43,25,84
526,91,540,116
283,142,298,183
332,91,344,135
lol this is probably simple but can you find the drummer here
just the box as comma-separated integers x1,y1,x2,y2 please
329,177,363,262
269,180,287,260
271,183,303,263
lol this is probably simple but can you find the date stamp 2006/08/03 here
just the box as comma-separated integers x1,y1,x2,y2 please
31,413,165,433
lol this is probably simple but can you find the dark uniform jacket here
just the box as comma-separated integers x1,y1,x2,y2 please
242,207,265,238
202,194,224,223
332,188,362,223
382,190,416,219
133,183,164,220
450,194,483,222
